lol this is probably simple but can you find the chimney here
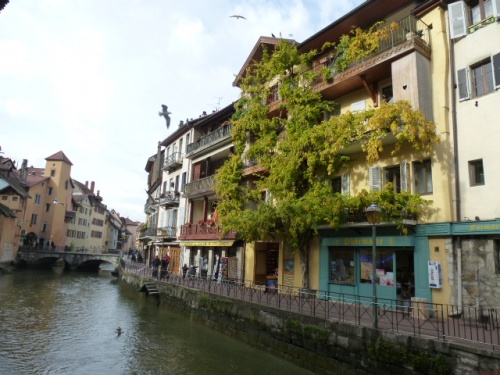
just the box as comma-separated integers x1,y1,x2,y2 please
97,190,100,197
85,181,88,188
20,159,28,183
90,181,95,193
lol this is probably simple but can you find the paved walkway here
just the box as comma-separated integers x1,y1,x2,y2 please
123,262,500,352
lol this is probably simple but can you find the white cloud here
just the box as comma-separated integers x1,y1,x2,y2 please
1,0,364,221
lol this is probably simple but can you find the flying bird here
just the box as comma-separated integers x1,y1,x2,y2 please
271,33,276,38
116,327,123,336
230,15,246,20
159,104,171,129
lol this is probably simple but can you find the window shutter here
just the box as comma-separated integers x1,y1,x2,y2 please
370,167,382,191
457,68,470,101
449,1,467,39
493,0,500,17
341,173,350,195
400,160,410,192
493,53,500,89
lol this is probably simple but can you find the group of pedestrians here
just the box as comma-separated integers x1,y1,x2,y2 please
152,254,170,279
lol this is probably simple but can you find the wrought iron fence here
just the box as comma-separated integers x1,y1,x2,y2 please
124,262,500,351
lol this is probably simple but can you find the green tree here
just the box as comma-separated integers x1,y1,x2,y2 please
216,36,439,289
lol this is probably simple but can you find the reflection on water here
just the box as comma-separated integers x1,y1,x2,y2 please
0,270,313,375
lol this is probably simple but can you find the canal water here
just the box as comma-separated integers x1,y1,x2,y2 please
0,268,314,375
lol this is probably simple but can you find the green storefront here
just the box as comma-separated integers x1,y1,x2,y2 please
319,225,432,304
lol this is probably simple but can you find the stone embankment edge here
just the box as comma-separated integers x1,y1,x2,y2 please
120,270,500,375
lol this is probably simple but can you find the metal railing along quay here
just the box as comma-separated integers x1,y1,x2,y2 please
123,262,500,351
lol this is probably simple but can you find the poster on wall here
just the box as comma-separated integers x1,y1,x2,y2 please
361,262,372,281
428,261,442,288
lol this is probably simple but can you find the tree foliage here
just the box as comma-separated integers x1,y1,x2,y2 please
215,35,439,287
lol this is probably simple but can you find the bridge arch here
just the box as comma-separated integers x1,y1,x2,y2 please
16,250,120,272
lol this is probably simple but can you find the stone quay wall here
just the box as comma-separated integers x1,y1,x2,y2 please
121,271,500,375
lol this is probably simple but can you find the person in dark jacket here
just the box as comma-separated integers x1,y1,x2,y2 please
152,256,161,277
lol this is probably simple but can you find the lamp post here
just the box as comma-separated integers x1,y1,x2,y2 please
365,202,382,329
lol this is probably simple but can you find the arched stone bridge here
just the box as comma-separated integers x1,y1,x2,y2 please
16,249,121,272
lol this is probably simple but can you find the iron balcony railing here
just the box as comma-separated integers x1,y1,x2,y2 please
157,226,177,238
184,175,216,195
186,123,233,155
158,191,180,207
125,263,500,351
163,152,183,171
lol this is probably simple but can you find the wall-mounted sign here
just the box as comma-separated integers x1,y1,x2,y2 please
428,261,442,288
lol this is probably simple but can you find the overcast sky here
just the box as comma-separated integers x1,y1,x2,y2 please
0,0,364,222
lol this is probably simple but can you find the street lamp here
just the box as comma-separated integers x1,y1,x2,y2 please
365,202,382,328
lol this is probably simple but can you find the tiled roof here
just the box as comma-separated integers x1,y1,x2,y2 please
0,170,30,198
0,202,17,218
45,151,73,165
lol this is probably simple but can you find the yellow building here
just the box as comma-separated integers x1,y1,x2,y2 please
23,151,73,251
0,157,30,263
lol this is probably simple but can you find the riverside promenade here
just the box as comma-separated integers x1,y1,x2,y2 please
122,261,500,353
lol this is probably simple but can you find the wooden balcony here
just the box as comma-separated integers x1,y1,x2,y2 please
179,222,237,241
266,16,431,114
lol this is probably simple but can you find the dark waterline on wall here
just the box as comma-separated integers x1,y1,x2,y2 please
0,269,314,375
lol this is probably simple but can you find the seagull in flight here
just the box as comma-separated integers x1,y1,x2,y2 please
230,15,246,20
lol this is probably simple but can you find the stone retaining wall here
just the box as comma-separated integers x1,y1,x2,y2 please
121,271,500,375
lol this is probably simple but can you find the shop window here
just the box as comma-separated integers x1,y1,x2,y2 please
359,248,394,286
328,248,355,284
469,159,485,186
